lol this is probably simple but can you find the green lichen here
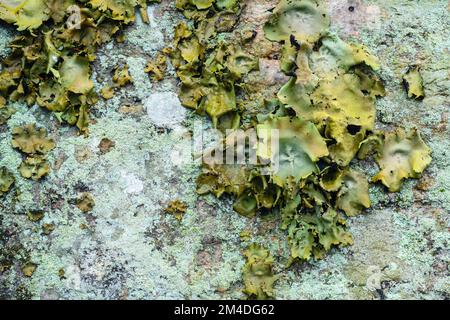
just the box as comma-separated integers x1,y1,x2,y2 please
0,166,15,195
11,124,55,155
0,0,158,134
170,0,436,301
0,104,15,125
403,67,425,99
170,3,258,127
0,0,447,300
242,243,277,300
164,199,188,221
76,192,95,213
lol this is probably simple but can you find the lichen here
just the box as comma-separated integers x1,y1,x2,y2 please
403,66,425,99
11,124,55,155
19,155,50,180
21,262,37,277
242,243,277,300
170,2,258,127
0,0,447,300
144,51,168,81
101,63,134,99
168,1,437,300
76,192,95,213
0,0,49,31
372,129,432,192
0,0,155,134
27,210,45,222
263,0,330,43
165,199,188,221
11,123,55,180
0,166,15,195
0,104,15,125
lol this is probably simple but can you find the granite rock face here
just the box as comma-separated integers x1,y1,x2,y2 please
0,0,449,300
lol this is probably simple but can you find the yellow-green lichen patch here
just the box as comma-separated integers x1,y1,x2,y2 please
176,0,214,10
144,51,168,82
280,40,299,74
0,104,16,125
60,56,94,95
309,73,377,131
0,0,154,134
239,230,252,242
317,34,381,72
11,123,55,180
19,156,50,180
197,158,258,217
45,0,76,24
0,166,15,196
101,86,115,100
42,223,55,235
170,1,258,128
373,129,432,192
21,262,37,277
58,268,66,280
174,0,400,271
263,0,330,44
243,244,277,300
27,210,45,222
112,64,133,87
357,134,383,160
286,209,353,261
324,119,366,167
164,199,188,221
88,0,152,24
170,0,435,282
76,192,95,213
275,35,385,170
197,164,249,199
403,67,425,99
11,124,55,155
232,174,282,218
0,0,50,31
100,64,133,100
101,64,134,99
257,117,329,186
336,169,371,217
